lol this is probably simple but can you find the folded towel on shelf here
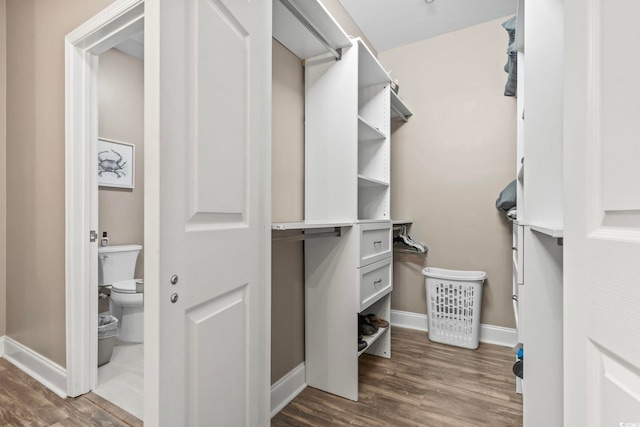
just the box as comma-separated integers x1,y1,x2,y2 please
496,179,517,217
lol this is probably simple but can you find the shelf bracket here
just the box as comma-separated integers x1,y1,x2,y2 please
272,227,342,243
278,0,342,61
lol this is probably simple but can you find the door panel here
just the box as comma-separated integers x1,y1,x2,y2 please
599,0,640,212
588,341,640,425
564,0,640,424
186,286,249,426
191,0,248,222
146,0,270,425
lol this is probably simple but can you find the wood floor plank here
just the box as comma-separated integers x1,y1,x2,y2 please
272,327,523,426
0,358,141,427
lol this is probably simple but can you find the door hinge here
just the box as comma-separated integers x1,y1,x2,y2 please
90,230,98,242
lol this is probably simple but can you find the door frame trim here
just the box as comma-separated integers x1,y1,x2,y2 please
64,0,144,398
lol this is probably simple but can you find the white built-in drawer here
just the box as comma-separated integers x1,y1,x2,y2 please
359,222,391,267
359,258,392,312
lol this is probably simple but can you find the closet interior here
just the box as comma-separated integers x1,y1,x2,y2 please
273,0,412,401
272,0,564,425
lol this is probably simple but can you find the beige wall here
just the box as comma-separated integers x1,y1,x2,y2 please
380,17,517,328
6,0,115,366
271,39,305,383
0,0,6,337
98,48,144,280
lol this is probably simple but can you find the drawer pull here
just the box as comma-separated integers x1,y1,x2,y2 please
373,240,382,245
512,294,518,301
512,246,517,251
373,278,382,285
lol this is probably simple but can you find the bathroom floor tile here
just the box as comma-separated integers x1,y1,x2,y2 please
94,340,144,421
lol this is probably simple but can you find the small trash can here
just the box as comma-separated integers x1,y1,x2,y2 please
422,267,487,349
98,315,118,366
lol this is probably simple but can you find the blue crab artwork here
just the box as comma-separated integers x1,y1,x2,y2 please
98,149,128,178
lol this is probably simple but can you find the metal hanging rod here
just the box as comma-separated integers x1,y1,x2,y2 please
278,0,342,61
391,103,409,123
272,227,342,243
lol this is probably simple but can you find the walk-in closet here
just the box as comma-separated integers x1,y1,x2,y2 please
270,0,563,425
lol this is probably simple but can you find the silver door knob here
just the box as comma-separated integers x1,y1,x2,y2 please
170,275,179,285
170,293,179,303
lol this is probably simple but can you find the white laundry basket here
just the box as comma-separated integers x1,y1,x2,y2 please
422,267,487,349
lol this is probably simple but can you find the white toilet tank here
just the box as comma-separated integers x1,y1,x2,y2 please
98,244,142,286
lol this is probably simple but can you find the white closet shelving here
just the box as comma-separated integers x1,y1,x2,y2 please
305,34,394,401
512,0,564,424
272,0,411,402
390,91,412,122
272,0,351,61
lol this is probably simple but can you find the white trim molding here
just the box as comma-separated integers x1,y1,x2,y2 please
3,337,67,398
391,309,518,348
0,336,5,356
270,363,306,418
65,0,144,398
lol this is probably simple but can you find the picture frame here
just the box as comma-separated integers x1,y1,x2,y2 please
97,138,135,189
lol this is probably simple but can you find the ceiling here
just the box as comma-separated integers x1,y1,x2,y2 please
114,30,144,61
338,0,517,52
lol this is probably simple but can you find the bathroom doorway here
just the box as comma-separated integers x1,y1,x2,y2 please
64,0,145,418
92,35,145,420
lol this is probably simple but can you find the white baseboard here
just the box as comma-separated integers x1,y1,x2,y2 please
391,310,429,331
270,362,306,418
390,309,517,348
0,336,5,357
479,324,518,347
3,336,67,398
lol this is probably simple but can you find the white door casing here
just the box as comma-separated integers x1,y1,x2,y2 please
144,0,271,425
564,0,640,425
65,0,144,397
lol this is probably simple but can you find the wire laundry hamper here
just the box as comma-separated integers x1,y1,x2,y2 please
422,267,487,349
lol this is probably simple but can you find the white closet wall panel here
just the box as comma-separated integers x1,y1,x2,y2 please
305,48,358,221
522,0,564,226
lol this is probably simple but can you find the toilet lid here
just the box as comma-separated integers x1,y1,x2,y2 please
111,279,137,294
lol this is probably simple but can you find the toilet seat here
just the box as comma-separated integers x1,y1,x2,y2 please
111,279,139,294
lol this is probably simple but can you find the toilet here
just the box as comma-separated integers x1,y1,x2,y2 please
98,244,144,343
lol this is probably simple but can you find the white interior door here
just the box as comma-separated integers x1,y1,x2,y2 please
564,0,640,425
144,0,271,425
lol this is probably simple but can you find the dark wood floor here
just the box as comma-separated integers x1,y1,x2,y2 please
272,327,523,427
0,358,142,427
0,327,522,426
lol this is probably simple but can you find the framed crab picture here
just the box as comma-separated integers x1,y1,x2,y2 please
97,138,135,189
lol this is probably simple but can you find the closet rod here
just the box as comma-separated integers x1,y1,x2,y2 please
391,103,409,123
272,227,342,243
278,0,342,61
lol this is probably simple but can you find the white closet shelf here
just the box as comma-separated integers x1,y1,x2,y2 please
515,0,525,52
358,116,386,141
530,224,563,238
357,39,390,88
273,0,352,61
390,91,412,122
358,219,391,225
391,219,412,226
358,327,390,357
358,175,390,188
272,221,353,230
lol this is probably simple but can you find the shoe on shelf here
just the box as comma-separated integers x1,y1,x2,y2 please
358,314,378,336
365,313,389,328
358,337,367,351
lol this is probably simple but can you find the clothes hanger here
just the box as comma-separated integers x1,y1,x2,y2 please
394,225,428,254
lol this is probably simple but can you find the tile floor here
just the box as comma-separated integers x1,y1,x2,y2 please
93,340,144,421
